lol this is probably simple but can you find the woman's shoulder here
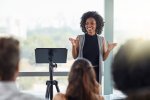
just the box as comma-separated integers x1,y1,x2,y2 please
94,94,104,100
99,95,104,100
95,95,104,100
76,34,85,41
53,93,66,100
77,34,84,38
97,34,104,38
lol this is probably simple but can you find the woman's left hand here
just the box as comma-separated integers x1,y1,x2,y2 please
107,42,117,52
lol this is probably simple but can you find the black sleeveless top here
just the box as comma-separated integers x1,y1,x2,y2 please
83,34,99,67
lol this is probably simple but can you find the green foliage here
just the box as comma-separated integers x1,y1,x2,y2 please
20,26,80,64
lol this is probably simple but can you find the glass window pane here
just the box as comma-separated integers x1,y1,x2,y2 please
17,76,68,98
113,0,150,99
114,0,150,46
0,0,104,72
0,0,104,98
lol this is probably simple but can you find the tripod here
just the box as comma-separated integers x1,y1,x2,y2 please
35,48,67,100
45,56,60,100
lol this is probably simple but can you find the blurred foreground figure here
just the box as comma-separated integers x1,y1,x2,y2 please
112,39,150,100
0,37,44,100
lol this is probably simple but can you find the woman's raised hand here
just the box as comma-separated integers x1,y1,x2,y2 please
69,38,77,46
107,42,117,52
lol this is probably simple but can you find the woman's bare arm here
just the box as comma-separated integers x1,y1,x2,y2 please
102,37,117,61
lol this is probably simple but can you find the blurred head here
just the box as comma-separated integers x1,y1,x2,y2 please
127,88,150,100
0,37,20,81
66,58,99,100
112,39,150,95
80,11,104,35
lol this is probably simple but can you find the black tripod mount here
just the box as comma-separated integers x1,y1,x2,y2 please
45,55,60,100
35,48,67,100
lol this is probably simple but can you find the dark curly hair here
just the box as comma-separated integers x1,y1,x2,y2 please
80,11,104,35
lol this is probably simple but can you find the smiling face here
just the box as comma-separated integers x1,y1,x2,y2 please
85,17,97,35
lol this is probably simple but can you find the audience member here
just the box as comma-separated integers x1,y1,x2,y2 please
0,37,44,100
112,39,150,100
53,58,103,100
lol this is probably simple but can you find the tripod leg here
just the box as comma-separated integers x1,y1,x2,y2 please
50,83,53,100
45,84,50,99
55,84,60,92
54,80,60,92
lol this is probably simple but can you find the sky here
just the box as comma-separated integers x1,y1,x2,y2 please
0,0,150,39
0,0,104,29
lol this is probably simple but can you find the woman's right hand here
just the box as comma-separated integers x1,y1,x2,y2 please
69,37,79,59
69,38,77,46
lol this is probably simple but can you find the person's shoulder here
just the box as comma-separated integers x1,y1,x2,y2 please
97,34,104,38
93,94,104,100
77,34,84,37
98,95,104,100
97,35,105,42
53,93,66,100
76,34,84,40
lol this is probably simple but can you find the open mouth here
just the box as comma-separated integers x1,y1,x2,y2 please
87,27,93,30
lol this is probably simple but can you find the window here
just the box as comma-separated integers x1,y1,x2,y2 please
113,0,150,99
0,0,104,97
114,0,150,47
